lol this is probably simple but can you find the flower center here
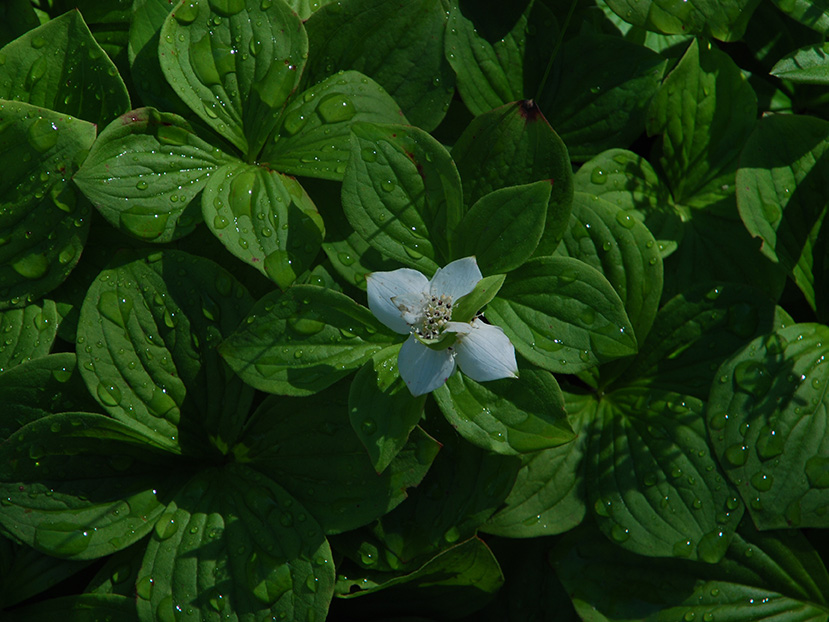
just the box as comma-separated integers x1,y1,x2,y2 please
413,294,453,339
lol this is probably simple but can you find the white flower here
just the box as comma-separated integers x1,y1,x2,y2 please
366,257,518,396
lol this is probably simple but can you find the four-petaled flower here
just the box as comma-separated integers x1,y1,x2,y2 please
367,257,518,396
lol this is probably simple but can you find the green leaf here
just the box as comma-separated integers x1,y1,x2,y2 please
284,0,338,20
342,122,463,273
736,114,829,312
85,540,145,597
586,385,743,562
0,10,130,127
771,0,829,34
159,0,307,158
482,406,587,537
77,250,255,455
0,101,95,309
456,181,551,275
137,465,334,622
0,299,57,372
202,162,324,290
574,149,679,256
452,101,573,255
261,70,407,181
0,536,91,609
604,0,760,41
556,192,663,347
335,413,519,568
433,369,573,455
0,0,38,48
663,204,787,302
68,0,133,71
336,537,504,619
312,176,398,289
445,0,557,116
74,107,232,243
5,594,139,622
237,389,440,534
647,38,757,204
305,0,455,131
349,346,426,473
708,323,829,529
616,283,783,399
540,33,666,161
486,256,637,374
554,521,829,621
0,353,98,441
128,0,189,116
451,274,505,324
0,412,178,560
771,43,829,84
577,151,783,303
219,285,395,396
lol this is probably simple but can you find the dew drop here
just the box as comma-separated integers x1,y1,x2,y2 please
732,360,770,397
590,167,607,184
724,443,748,466
136,576,154,600
316,93,356,123
12,254,49,280
97,382,122,407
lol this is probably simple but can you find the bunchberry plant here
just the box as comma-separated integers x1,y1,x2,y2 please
1,0,829,620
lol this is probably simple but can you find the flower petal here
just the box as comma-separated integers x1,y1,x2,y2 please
429,256,482,301
391,291,428,326
449,318,518,382
398,334,457,396
367,268,429,335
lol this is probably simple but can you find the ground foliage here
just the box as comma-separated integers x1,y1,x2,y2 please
1,0,829,620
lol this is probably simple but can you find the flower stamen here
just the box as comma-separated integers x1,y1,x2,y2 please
413,294,453,339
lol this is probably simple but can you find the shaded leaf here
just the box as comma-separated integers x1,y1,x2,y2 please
0,299,58,372
77,250,254,455
0,536,91,609
136,465,333,622
708,323,829,529
219,285,395,396
434,368,573,455
349,345,426,473
159,0,307,158
541,33,666,161
647,38,757,204
0,101,94,309
0,412,179,560
238,389,440,534
74,107,232,243
556,192,663,348
736,114,829,312
0,10,130,126
202,162,324,290
487,256,637,374
5,594,139,622
343,122,463,273
261,70,407,181
604,0,760,41
445,0,557,116
580,387,743,562
456,181,551,275
305,0,454,131
554,521,829,621
0,353,98,441
336,537,504,620
452,101,573,254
